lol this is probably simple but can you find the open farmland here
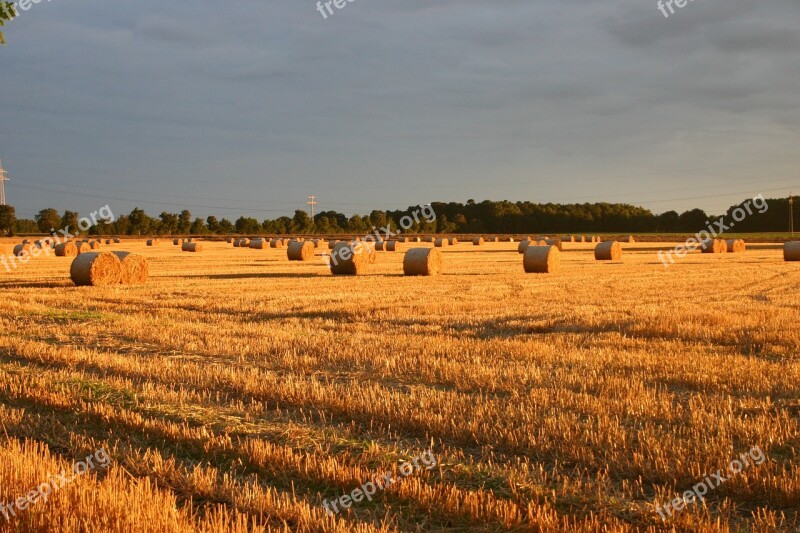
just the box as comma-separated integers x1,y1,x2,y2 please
0,239,799,531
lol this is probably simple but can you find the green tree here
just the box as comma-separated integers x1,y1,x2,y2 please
218,218,234,234
206,216,220,234
0,204,16,236
290,210,313,233
177,210,192,234
60,210,80,233
190,217,207,235
128,208,152,235
16,219,37,233
159,212,179,234
235,217,261,234
35,208,61,233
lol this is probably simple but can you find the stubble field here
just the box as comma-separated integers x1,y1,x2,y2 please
0,239,798,532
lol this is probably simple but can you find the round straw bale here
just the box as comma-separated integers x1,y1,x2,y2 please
447,237,458,245
173,238,183,246
287,241,315,261
595,241,622,261
76,242,93,254
105,239,112,245
403,248,442,276
186,238,193,243
14,243,36,256
182,242,203,252
385,241,398,252
545,238,563,251
55,242,78,257
90,241,101,250
523,245,560,274
562,235,575,243
726,239,746,253
626,236,636,243
70,252,124,287
328,240,337,250
410,237,421,242
374,240,386,251
784,242,800,261
473,237,484,246
269,238,284,249
701,239,726,254
518,240,531,254
146,239,158,246
21,239,30,244
249,239,268,249
329,242,370,275
423,236,434,243
397,237,409,243
112,251,149,284
114,238,121,243
434,238,449,248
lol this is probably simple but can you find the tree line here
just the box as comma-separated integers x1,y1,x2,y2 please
0,197,796,236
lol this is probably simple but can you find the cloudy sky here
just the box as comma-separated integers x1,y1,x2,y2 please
1,0,798,221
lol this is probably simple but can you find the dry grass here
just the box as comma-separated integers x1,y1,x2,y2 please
0,239,798,531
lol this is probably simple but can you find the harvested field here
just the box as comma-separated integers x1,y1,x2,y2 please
0,238,798,531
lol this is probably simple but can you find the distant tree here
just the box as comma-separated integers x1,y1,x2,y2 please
159,212,179,234
218,218,234,234
60,211,80,233
206,215,220,234
235,216,261,234
177,210,192,234
290,210,313,233
189,217,207,235
0,204,16,236
128,208,152,235
15,219,37,234
35,208,61,233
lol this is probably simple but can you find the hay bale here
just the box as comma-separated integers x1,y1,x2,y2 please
545,238,563,251
701,239,726,254
89,241,101,250
55,242,78,257
374,240,386,251
397,237,409,243
423,236,434,243
523,245,560,274
173,238,183,246
385,241,398,252
226,237,234,244
105,239,112,245
726,239,746,253
70,252,124,287
594,241,622,261
13,243,36,256
269,238,284,249
328,240,338,250
112,252,149,284
146,239,158,247
626,236,636,243
784,242,800,262
249,239,268,249
434,238,449,248
76,242,93,254
518,240,531,254
329,242,370,275
447,237,458,245
287,241,315,261
562,235,575,243
403,248,442,276
473,237,484,246
182,242,203,252
114,238,121,244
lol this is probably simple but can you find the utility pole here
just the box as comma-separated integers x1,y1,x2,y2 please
790,194,795,237
307,196,317,219
0,159,9,206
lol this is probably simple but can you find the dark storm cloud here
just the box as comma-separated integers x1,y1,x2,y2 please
0,0,797,220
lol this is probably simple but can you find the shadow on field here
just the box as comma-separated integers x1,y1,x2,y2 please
0,280,72,289
177,272,323,280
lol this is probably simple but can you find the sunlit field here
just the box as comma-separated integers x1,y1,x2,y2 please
1,239,798,532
